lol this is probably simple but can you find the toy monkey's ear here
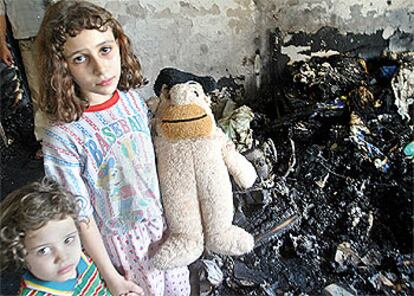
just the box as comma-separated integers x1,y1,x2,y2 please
159,84,170,101
147,84,170,114
146,96,160,114
203,93,211,105
197,83,211,105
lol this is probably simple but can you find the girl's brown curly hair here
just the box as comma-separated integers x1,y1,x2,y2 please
36,0,145,123
0,177,80,271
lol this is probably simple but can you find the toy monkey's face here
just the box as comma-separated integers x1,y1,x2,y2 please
156,81,214,140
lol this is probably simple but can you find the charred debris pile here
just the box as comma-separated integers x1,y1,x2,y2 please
0,48,43,199
190,53,413,296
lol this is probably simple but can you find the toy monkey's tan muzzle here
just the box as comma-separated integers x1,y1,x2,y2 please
160,104,213,140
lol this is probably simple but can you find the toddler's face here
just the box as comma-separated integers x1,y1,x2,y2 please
63,28,121,106
24,216,82,282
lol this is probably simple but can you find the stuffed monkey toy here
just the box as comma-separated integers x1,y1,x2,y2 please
150,68,257,270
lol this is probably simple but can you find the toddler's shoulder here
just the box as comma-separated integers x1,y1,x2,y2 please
18,281,49,295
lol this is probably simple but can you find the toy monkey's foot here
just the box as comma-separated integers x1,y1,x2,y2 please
206,225,254,256
152,234,203,270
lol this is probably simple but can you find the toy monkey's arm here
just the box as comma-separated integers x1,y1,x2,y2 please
218,128,257,189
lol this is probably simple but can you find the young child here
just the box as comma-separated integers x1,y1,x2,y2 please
36,1,190,295
0,177,111,295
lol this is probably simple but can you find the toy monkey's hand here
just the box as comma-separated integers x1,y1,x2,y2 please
219,129,257,188
232,159,257,189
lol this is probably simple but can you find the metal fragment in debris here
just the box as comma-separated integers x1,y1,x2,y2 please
334,242,361,268
366,210,374,235
361,249,381,267
323,284,355,296
233,261,267,286
201,259,223,286
190,258,224,296
199,259,223,295
369,272,396,290
254,214,299,247
260,282,277,296
315,173,330,188
283,138,297,179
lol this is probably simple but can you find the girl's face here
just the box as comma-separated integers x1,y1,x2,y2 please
24,216,81,282
64,28,121,105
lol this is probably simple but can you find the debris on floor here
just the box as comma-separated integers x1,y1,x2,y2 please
0,57,42,200
190,52,413,295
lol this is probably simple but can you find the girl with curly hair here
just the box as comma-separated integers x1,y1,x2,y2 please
0,177,111,295
35,1,190,295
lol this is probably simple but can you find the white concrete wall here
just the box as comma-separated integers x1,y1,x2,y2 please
91,0,413,98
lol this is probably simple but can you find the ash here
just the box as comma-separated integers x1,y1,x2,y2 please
191,53,413,296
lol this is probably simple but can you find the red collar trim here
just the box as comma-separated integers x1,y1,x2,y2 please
85,91,119,112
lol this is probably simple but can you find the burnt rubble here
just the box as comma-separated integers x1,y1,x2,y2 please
191,53,413,295
0,41,42,206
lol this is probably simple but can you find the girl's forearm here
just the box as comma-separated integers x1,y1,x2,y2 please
79,215,144,295
79,215,121,283
0,15,6,41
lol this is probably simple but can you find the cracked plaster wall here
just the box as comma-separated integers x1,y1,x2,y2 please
90,0,413,98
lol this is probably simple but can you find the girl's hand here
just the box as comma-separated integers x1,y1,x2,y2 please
78,218,144,295
0,43,13,66
119,292,144,296
106,274,144,296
